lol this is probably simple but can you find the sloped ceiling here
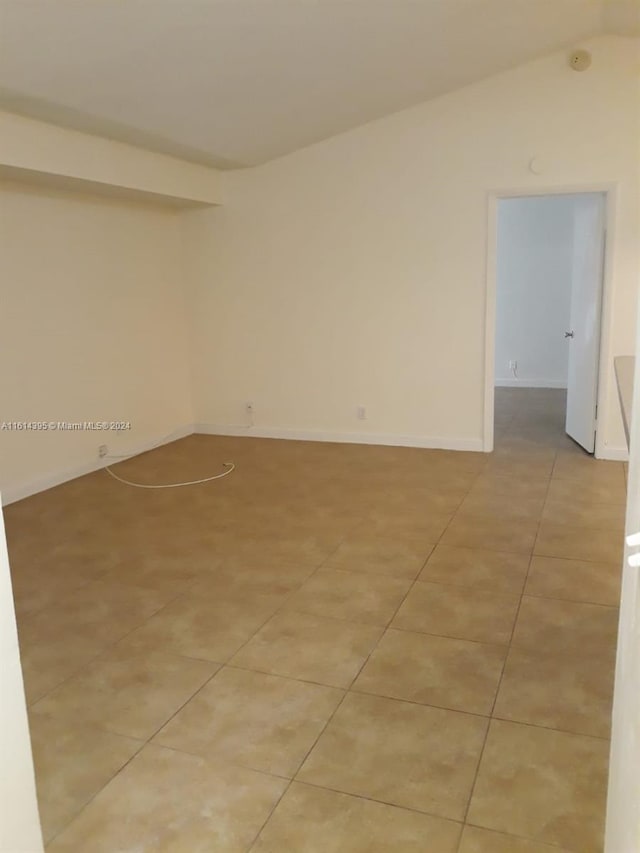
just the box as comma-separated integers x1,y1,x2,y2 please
0,0,637,168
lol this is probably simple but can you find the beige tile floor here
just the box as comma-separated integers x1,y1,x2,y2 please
4,387,623,851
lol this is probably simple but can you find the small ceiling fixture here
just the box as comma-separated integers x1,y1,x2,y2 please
569,49,592,71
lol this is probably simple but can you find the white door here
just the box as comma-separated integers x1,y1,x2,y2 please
565,193,606,453
605,365,640,851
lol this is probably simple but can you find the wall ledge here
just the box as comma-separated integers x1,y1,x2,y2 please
0,111,225,207
0,164,214,208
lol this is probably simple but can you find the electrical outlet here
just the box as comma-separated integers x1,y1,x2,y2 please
98,444,108,458
509,360,517,371
246,402,254,413
357,406,366,420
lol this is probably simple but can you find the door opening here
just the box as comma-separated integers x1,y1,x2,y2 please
488,191,607,455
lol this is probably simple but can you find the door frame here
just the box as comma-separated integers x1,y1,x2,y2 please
483,183,617,457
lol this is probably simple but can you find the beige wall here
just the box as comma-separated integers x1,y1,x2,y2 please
1,35,637,505
0,183,194,502
185,35,639,457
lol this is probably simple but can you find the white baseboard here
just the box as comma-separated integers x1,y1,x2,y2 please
194,423,484,453
597,445,629,462
1,424,195,506
2,420,625,503
495,379,568,389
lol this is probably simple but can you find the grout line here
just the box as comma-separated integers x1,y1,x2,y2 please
25,527,353,713
520,590,620,609
515,593,619,612
285,777,467,828
224,661,351,692
372,621,511,648
245,665,351,845
285,468,495,853
148,741,295,783
43,735,147,847
461,449,557,828
14,400,618,850
225,654,613,741
461,820,574,851
24,585,190,709
248,533,450,849
487,714,611,742
250,503,482,848
216,526,366,850
38,647,224,845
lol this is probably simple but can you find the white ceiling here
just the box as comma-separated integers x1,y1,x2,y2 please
0,0,637,169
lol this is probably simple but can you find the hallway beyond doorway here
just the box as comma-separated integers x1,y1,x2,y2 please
486,189,611,457
495,387,579,454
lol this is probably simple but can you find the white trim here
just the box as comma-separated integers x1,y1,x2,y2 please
195,423,484,452
483,192,498,452
593,189,618,460
495,379,568,389
484,182,617,457
597,445,629,462
1,424,194,505
2,459,112,506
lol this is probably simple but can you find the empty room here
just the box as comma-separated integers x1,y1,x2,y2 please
1,2,639,852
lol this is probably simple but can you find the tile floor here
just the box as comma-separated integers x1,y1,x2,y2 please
4,388,624,851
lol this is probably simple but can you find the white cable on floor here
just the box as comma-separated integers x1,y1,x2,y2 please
104,461,235,489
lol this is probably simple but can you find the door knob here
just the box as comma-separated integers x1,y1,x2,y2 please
564,331,574,338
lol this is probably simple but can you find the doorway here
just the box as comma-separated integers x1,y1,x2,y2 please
486,190,608,455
